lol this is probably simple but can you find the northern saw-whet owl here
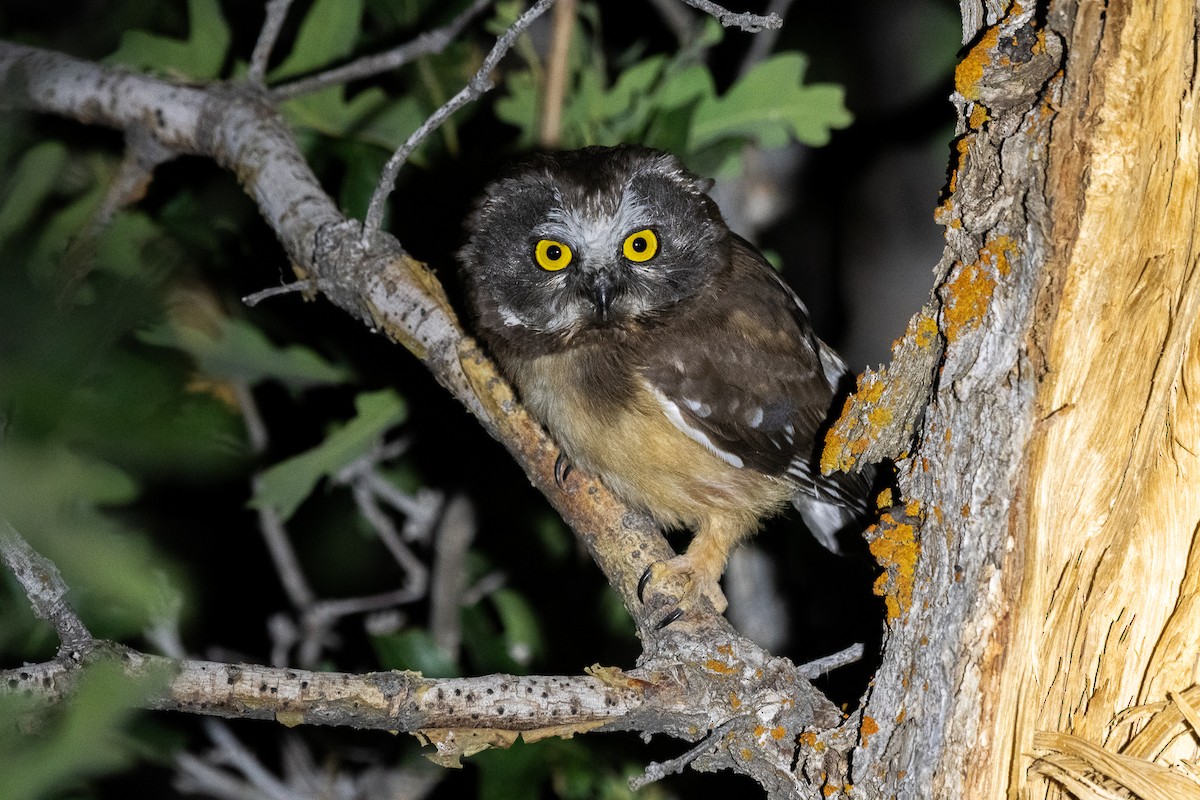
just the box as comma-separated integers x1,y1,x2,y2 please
460,145,872,626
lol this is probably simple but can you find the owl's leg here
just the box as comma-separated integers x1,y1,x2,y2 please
638,516,748,624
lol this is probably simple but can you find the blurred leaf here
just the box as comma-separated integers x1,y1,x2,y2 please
270,0,365,80
0,441,138,519
490,588,542,667
253,389,406,519
373,628,460,677
654,63,713,110
597,55,665,119
689,52,853,152
93,211,174,281
533,513,572,562
0,142,68,249
0,659,167,800
282,86,429,153
105,0,230,79
140,316,350,388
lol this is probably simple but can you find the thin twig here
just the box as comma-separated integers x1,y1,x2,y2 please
350,481,429,599
679,0,783,32
539,0,576,147
253,476,317,609
231,384,318,610
232,383,269,455
428,494,475,658
241,279,316,307
248,0,295,86
362,0,557,239
629,717,740,790
736,0,797,76
798,642,865,678
270,0,493,100
0,518,93,650
203,719,294,800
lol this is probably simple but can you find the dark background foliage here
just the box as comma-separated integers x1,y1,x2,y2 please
0,1,958,797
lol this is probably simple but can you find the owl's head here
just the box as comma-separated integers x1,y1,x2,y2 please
460,145,729,345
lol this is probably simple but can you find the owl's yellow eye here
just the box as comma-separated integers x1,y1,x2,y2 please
623,229,658,263
534,239,573,271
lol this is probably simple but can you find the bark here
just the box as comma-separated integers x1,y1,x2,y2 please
827,0,1200,796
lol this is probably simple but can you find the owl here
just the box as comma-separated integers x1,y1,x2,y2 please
460,145,872,626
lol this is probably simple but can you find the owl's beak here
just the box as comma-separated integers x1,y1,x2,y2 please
586,270,619,323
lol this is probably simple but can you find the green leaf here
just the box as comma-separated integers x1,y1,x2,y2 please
0,659,168,800
373,629,460,677
490,588,542,667
0,142,68,249
138,316,351,388
253,389,406,520
281,85,429,152
688,52,853,152
105,0,231,79
0,441,138,518
270,0,365,80
654,64,714,110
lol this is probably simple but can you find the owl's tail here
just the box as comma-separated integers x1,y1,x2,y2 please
791,465,876,554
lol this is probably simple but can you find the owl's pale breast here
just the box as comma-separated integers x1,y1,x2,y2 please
514,345,793,530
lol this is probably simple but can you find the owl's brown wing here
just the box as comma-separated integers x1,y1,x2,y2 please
640,236,869,512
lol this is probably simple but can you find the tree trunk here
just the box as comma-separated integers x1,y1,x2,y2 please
837,0,1200,796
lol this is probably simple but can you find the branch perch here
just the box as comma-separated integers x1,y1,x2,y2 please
0,31,853,796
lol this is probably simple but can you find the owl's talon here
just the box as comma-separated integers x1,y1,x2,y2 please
655,607,685,630
637,565,653,603
554,452,573,488
636,556,728,620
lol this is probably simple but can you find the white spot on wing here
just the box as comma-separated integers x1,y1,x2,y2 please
683,398,712,418
747,407,764,428
649,385,744,469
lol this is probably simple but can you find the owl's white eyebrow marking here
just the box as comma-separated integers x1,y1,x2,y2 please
649,384,744,469
537,186,654,258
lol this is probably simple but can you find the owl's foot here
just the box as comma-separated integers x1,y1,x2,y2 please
554,452,573,488
637,554,728,628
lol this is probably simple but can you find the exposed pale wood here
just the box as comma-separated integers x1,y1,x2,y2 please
1008,0,1200,793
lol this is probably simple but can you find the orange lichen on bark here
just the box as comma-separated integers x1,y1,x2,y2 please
821,373,885,473
941,236,1020,342
942,261,996,342
868,508,921,621
729,692,741,709
860,715,880,748
771,726,787,740
980,234,1017,276
947,135,972,194
913,313,939,347
955,26,1001,100
704,658,736,675
969,103,991,128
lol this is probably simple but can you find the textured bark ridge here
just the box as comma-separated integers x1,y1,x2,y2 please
831,1,1200,797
